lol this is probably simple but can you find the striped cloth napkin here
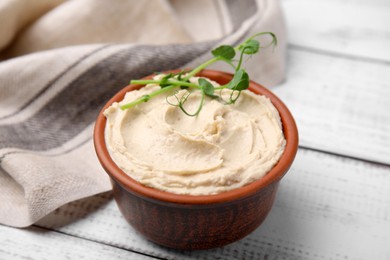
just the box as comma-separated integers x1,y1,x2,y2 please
0,0,286,227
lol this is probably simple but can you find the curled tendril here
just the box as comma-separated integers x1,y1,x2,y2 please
166,90,205,117
216,89,241,105
121,32,277,116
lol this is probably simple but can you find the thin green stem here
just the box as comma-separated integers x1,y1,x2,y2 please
180,89,205,117
120,85,177,110
131,79,200,89
235,32,277,51
214,84,228,90
119,32,277,115
169,80,201,89
235,48,246,71
130,79,161,85
183,57,220,80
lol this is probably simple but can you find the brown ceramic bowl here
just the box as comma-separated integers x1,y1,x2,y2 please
94,69,298,250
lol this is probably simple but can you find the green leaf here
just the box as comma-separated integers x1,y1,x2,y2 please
211,45,236,60
227,69,249,91
239,39,260,54
198,78,218,98
121,32,277,114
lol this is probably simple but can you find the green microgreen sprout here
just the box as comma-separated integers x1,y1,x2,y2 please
120,32,277,116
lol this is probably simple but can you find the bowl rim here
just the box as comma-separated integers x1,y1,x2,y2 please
93,69,298,205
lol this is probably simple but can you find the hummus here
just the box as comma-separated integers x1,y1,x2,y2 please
104,76,286,195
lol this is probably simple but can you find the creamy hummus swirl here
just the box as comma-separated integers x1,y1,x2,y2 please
104,77,286,195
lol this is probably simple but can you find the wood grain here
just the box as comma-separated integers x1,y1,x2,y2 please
273,47,390,165
272,0,390,164
281,0,390,61
34,148,390,260
0,224,154,260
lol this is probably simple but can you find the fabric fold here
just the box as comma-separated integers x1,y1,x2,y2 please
0,0,286,227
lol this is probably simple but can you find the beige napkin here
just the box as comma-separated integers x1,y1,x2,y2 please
0,0,286,227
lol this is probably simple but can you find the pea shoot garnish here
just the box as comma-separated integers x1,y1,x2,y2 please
120,32,277,116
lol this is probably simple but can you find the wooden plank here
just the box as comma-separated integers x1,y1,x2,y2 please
0,225,154,260
35,148,390,259
253,149,390,260
273,47,390,164
281,0,390,61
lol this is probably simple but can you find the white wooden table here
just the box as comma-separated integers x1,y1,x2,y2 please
1,0,390,259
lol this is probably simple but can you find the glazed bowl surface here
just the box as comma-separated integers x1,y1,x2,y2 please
93,69,298,250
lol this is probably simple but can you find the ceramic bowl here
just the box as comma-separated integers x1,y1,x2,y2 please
93,69,298,250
